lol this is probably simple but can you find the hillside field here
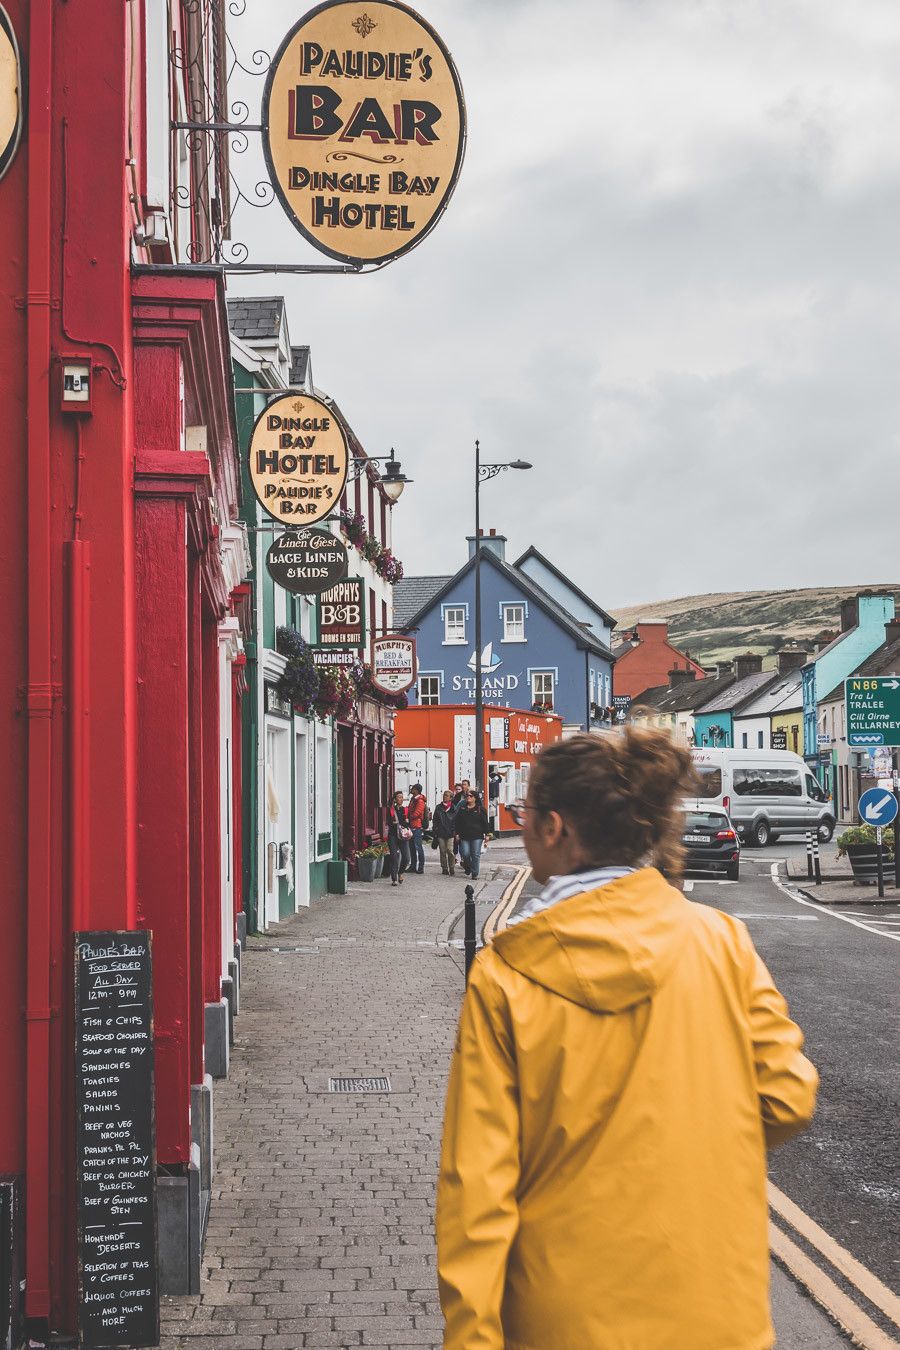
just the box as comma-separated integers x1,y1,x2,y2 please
611,585,900,667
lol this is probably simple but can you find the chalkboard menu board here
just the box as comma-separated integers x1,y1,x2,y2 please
75,932,159,1348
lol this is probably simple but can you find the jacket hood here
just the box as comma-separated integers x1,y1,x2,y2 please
491,868,692,1013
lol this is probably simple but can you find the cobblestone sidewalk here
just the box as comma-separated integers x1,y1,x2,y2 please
158,856,505,1350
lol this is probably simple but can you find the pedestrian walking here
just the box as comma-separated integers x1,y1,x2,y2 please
387,790,412,886
407,782,428,874
454,791,490,880
432,790,459,876
437,728,818,1350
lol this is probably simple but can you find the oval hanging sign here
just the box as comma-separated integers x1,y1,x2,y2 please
249,393,350,524
0,6,22,182
266,526,349,595
371,634,417,694
262,0,466,266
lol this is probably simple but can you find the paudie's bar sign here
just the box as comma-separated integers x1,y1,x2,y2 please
249,393,349,523
263,0,466,265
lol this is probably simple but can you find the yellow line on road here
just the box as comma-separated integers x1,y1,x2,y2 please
769,1223,898,1349
483,865,531,944
768,1183,900,1330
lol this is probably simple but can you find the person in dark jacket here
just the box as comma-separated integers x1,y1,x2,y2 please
387,791,411,885
432,790,459,876
455,792,490,879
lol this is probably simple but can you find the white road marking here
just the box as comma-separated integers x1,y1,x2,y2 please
770,862,900,943
682,880,694,892
733,913,818,921
687,878,737,885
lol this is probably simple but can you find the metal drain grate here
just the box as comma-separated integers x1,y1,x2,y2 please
328,1076,391,1093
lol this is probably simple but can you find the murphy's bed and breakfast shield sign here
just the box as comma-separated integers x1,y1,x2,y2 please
249,393,349,523
263,0,466,265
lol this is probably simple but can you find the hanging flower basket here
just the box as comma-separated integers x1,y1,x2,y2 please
275,626,320,714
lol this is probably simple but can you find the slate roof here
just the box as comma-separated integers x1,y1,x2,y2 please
393,576,451,629
398,550,615,660
226,296,285,340
735,668,804,718
696,668,777,715
290,345,310,387
631,670,735,715
514,546,617,630
819,636,900,703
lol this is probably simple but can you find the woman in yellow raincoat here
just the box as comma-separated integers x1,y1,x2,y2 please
437,728,817,1350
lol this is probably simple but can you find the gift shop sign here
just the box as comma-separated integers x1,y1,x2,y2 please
249,393,349,523
263,0,466,265
316,577,366,648
371,634,417,693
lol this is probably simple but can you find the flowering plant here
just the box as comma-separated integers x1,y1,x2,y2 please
339,507,368,548
276,627,320,713
338,507,404,581
314,666,356,722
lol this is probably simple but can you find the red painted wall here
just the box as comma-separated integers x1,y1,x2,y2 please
614,623,706,701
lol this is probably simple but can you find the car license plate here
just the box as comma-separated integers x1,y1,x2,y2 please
683,834,712,844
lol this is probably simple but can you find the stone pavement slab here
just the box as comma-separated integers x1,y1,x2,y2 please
159,855,476,1350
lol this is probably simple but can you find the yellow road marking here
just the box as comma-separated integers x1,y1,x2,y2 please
768,1183,900,1329
483,865,531,943
769,1223,898,1349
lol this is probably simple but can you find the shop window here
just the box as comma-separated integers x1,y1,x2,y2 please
443,607,467,644
419,675,440,706
758,730,764,748
502,604,526,642
531,671,554,710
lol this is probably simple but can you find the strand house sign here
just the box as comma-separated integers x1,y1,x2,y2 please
262,0,466,265
250,392,349,522
266,525,349,594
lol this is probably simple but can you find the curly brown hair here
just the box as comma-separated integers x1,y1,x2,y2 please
529,728,698,877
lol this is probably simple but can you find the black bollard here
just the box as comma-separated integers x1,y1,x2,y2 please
805,831,814,880
812,832,822,885
464,885,477,982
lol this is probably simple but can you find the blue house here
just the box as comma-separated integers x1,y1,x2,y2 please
393,532,615,731
801,592,896,776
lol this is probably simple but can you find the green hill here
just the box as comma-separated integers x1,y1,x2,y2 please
612,586,900,668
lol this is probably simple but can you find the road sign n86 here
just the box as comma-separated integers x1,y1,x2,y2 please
846,675,900,747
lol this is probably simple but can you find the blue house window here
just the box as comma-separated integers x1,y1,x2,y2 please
419,674,441,706
442,604,468,645
531,670,555,710
502,603,526,642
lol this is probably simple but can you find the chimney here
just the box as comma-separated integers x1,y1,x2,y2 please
668,667,696,688
733,653,763,680
884,620,900,646
840,596,859,633
713,661,733,679
467,529,507,562
776,649,809,674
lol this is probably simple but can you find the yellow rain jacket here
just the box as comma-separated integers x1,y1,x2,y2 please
437,869,818,1350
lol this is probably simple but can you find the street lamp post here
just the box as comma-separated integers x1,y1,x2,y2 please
473,441,532,800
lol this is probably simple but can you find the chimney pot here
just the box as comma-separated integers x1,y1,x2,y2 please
776,649,809,674
668,667,696,688
489,528,496,536
734,653,763,680
840,596,859,633
884,620,900,646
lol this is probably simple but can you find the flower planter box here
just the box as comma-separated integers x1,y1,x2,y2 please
845,844,895,884
357,856,378,883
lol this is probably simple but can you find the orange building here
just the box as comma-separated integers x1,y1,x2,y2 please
394,704,562,831
613,622,706,701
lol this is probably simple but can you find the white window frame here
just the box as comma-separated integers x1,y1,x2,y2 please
501,603,526,643
531,670,555,709
443,605,468,645
419,674,441,706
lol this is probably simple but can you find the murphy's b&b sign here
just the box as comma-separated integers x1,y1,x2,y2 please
263,0,466,265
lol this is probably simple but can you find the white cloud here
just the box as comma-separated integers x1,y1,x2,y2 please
228,0,900,605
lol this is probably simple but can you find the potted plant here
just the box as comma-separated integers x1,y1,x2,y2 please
373,841,388,878
351,845,381,882
836,824,895,883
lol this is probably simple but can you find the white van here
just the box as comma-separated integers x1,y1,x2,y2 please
690,748,834,848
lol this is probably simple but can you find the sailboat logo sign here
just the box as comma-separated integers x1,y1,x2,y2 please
468,643,502,675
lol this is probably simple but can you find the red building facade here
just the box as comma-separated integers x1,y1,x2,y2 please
613,621,706,701
0,2,250,1336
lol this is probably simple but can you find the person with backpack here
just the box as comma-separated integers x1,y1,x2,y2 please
431,790,460,876
407,783,430,875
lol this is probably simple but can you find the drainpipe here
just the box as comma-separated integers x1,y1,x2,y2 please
24,0,55,1321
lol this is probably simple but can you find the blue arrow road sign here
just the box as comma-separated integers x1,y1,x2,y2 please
858,787,899,827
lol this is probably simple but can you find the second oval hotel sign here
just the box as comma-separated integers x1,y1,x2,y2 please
249,393,349,523
263,0,466,265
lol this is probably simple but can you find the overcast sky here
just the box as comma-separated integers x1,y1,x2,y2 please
229,0,900,608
